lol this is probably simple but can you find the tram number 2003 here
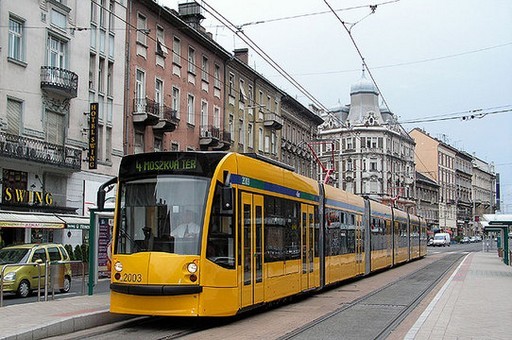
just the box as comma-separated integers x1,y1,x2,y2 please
122,273,143,282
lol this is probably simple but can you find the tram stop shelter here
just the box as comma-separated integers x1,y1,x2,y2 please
483,214,512,265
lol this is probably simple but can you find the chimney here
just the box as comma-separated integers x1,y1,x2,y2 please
178,1,205,31
234,48,249,64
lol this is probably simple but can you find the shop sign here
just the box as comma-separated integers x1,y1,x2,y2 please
0,221,63,229
3,187,53,206
89,102,98,169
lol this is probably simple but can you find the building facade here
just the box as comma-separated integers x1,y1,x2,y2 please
0,0,126,247
415,171,439,232
319,72,416,211
125,0,231,154
455,151,473,236
472,156,496,234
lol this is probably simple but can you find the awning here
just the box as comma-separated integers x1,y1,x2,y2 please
0,211,91,229
0,211,65,229
57,214,90,229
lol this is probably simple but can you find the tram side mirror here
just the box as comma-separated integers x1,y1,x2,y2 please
220,186,233,215
97,190,106,210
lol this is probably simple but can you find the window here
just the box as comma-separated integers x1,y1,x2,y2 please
106,127,112,162
47,35,66,68
201,56,208,81
154,137,162,152
258,128,263,151
8,16,24,62
172,87,180,118
248,123,253,148
187,94,195,125
99,0,106,28
108,0,115,31
213,106,220,128
51,9,67,30
135,69,145,111
98,58,105,93
229,114,234,140
134,132,144,154
156,26,167,56
45,111,65,145
136,13,147,45
239,79,246,102
91,1,98,23
188,46,195,74
108,33,115,58
238,119,244,145
214,64,221,88
107,61,113,96
99,30,106,54
172,37,181,65
201,101,208,128
6,98,22,135
89,55,96,89
228,73,235,96
155,78,163,112
107,98,113,124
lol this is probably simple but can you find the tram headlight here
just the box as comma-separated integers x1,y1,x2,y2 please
187,262,198,274
114,261,123,272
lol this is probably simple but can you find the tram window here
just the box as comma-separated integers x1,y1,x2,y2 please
264,196,300,262
206,183,235,269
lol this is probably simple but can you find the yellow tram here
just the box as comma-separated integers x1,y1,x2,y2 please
106,152,427,317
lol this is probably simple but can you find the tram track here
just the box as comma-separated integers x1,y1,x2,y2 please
52,249,476,340
278,252,468,340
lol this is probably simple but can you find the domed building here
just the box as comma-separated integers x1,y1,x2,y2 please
319,71,416,210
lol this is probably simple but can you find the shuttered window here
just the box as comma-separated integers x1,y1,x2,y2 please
45,111,64,145
6,98,22,134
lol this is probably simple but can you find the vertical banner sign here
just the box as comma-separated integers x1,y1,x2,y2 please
97,217,112,278
89,103,98,169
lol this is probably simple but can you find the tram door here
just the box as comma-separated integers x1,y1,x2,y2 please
355,217,365,275
301,204,315,291
241,193,264,308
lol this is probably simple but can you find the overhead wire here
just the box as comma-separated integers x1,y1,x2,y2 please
200,0,330,113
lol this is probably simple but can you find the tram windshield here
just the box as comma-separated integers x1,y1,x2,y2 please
115,176,209,255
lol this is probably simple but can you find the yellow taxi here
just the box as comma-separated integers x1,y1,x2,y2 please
0,243,72,297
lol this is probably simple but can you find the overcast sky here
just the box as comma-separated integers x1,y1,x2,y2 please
161,0,512,213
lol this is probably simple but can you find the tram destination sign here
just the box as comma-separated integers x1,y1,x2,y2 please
120,153,205,177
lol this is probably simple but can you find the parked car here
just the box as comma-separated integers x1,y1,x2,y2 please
460,236,470,244
0,243,72,298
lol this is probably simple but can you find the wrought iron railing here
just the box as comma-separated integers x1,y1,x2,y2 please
40,66,78,98
0,132,82,170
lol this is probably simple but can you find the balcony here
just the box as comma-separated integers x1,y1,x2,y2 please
212,130,231,151
40,66,78,99
263,112,283,130
133,98,160,125
0,132,82,170
153,106,179,133
199,126,231,151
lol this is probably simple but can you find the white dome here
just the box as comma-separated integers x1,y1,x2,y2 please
350,73,378,95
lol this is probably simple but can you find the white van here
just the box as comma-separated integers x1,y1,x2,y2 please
432,232,451,247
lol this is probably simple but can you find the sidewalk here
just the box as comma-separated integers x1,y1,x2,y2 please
1,251,511,340
0,292,129,340
405,251,512,339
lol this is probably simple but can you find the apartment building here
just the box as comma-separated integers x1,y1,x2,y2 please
320,72,416,212
472,156,496,234
225,48,284,160
0,0,126,247
281,96,323,179
125,0,231,154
